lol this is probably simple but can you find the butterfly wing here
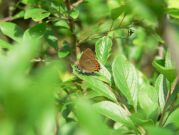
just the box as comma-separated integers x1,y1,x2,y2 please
78,48,100,73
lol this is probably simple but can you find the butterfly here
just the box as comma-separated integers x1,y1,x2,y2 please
76,48,100,74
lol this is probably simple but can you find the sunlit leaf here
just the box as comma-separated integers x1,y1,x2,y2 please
95,36,112,64
112,54,139,110
94,101,135,128
0,22,24,42
24,8,50,21
0,39,12,49
138,84,158,118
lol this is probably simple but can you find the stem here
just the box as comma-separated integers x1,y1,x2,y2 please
159,77,178,126
64,0,80,59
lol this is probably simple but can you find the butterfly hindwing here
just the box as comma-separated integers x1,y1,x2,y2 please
77,48,100,73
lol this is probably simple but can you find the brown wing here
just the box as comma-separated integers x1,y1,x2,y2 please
78,48,100,72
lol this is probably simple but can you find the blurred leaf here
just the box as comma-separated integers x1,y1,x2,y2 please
13,11,25,19
95,36,112,64
166,108,179,128
94,101,135,128
0,39,12,49
112,54,139,110
70,9,79,19
0,22,24,42
138,84,158,118
54,20,70,29
145,126,174,135
44,30,58,49
167,8,179,19
22,0,38,5
111,6,125,20
73,66,117,102
58,42,70,58
155,74,167,112
152,59,176,82
74,98,110,135
165,50,175,69
24,8,50,21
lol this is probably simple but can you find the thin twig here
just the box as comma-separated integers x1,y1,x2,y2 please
72,0,84,8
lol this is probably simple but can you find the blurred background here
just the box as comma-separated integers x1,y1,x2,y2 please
0,0,179,135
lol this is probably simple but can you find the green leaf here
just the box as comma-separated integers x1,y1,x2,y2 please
44,31,58,49
0,22,24,42
0,39,12,49
58,42,70,58
111,6,125,20
112,54,138,110
145,126,174,135
23,23,46,41
73,66,117,102
95,36,112,64
166,108,179,128
152,59,176,82
24,8,50,21
167,8,179,19
138,84,158,118
54,20,69,29
155,74,167,112
93,101,135,128
74,98,110,135
70,9,79,19
13,11,25,19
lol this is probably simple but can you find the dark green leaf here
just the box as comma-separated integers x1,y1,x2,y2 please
23,23,46,41
111,6,125,20
58,42,70,58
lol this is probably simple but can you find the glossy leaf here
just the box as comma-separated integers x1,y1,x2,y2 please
155,74,167,112
95,36,112,64
73,67,117,102
0,22,24,42
93,101,135,128
112,54,138,110
24,8,50,21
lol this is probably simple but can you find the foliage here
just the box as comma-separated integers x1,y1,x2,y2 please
0,0,179,135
